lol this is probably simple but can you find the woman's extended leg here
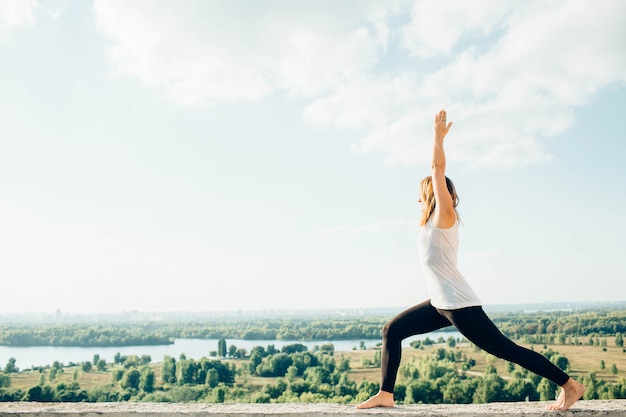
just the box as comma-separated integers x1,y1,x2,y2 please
440,306,585,411
356,300,451,409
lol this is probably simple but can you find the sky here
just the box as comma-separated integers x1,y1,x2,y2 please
0,0,625,314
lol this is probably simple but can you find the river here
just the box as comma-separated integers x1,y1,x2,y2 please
0,331,462,369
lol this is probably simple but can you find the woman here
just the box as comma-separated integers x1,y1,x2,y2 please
356,110,585,411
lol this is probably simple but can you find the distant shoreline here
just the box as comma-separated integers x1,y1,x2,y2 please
2,300,625,324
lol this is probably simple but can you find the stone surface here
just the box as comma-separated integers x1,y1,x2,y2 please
0,401,625,417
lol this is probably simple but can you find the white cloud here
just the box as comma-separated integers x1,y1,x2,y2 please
0,0,37,38
93,0,400,104
303,73,420,130
313,220,417,238
93,0,626,168
399,0,513,59
312,0,626,168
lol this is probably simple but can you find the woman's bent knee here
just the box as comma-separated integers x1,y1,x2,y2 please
382,322,391,340
382,321,396,342
382,320,406,343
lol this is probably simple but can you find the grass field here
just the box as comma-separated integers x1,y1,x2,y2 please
7,336,625,393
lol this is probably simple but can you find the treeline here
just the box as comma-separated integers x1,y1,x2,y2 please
1,343,625,404
1,309,626,347
155,318,387,340
0,318,387,347
0,324,172,347
490,310,626,339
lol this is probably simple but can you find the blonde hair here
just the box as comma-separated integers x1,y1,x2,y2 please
419,176,459,226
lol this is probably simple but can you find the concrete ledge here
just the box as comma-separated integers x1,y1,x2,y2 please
0,401,625,417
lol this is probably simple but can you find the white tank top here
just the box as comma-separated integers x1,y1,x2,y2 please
417,217,481,310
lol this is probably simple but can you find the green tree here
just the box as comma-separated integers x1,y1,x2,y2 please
111,368,124,383
55,382,88,402
338,355,351,372
252,392,271,403
198,359,235,385
122,355,141,368
505,377,537,402
334,373,357,397
537,378,557,401
411,340,422,349
473,374,506,403
140,367,155,392
506,361,515,374
443,378,474,404
366,350,381,367
161,356,177,384
616,333,624,347
263,379,287,399
215,386,226,403
462,358,476,371
610,364,618,375
318,343,335,356
96,359,107,371
291,352,319,376
551,355,569,372
205,368,219,388
408,379,440,404
447,336,456,348
484,364,497,375
0,373,11,388
25,385,55,401
257,353,293,377
120,368,141,390
177,359,197,385
582,373,599,400
3,358,18,373
282,343,307,354
303,366,330,386
228,344,238,358
286,365,298,382
218,338,227,357
80,361,92,372
248,351,263,376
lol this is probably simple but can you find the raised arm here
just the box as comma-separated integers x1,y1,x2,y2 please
431,109,456,229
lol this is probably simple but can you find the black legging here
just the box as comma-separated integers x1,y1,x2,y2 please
380,300,569,393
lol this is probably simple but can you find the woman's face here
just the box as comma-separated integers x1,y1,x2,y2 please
418,182,429,205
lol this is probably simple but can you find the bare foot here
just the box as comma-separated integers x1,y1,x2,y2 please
546,378,585,411
355,390,394,409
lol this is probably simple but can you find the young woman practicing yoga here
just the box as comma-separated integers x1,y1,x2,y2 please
356,110,585,411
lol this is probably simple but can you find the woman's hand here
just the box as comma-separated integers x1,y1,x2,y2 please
434,109,453,140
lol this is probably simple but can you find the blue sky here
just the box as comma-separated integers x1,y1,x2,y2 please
1,0,625,313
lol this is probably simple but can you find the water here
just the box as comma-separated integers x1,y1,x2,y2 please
0,331,461,369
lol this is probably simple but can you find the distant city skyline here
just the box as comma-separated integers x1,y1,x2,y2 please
1,0,625,313
4,300,626,325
